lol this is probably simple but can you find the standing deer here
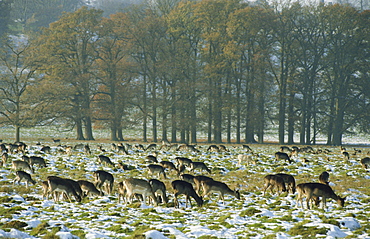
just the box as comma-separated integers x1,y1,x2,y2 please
274,152,292,164
360,157,370,169
193,175,214,194
296,182,345,210
149,179,168,204
13,171,36,188
122,178,157,206
93,170,114,195
147,164,167,179
98,155,115,167
262,174,287,196
29,156,47,169
159,161,179,175
77,180,103,197
1,152,8,167
189,161,211,174
201,180,240,204
274,173,296,194
319,171,330,185
47,176,82,203
12,160,34,174
171,180,203,208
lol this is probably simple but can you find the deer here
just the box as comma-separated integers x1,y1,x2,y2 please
133,144,145,151
237,154,257,166
47,176,82,203
189,161,211,174
171,180,203,208
41,181,50,199
159,160,179,175
279,146,292,153
98,155,115,167
175,157,192,169
193,175,214,194
177,144,199,153
41,146,51,154
28,156,47,169
360,157,370,169
84,144,91,155
93,170,114,195
145,154,158,163
180,173,195,183
201,180,240,204
262,174,287,196
122,178,158,206
274,173,296,194
149,179,168,204
145,144,157,151
319,171,330,185
77,180,104,197
1,152,8,167
296,182,346,210
147,164,167,179
242,144,253,152
13,170,36,188
117,143,128,154
12,160,34,174
274,152,292,164
207,145,220,153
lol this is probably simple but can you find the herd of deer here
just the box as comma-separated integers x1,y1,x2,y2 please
1,141,369,210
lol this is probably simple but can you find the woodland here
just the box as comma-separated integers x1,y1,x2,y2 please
0,0,369,145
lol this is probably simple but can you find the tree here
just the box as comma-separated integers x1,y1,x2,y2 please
0,35,59,142
34,7,103,140
0,0,13,37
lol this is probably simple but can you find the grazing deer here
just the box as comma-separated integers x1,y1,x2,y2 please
193,175,214,194
145,154,158,163
263,174,287,195
146,144,157,151
274,152,292,164
296,183,345,210
117,143,128,154
177,144,199,153
207,145,220,153
319,171,330,185
279,146,292,153
237,154,257,166
1,152,8,166
98,155,115,167
84,144,91,155
63,178,83,199
171,180,203,208
41,181,50,199
201,180,240,204
360,157,370,169
123,178,157,206
160,161,179,175
41,146,51,154
180,174,195,183
93,170,114,195
12,160,34,174
218,145,229,152
242,144,253,152
65,146,73,156
147,164,167,179
47,176,82,203
149,179,168,204
133,144,145,151
13,171,36,188
175,157,192,169
78,180,103,197
29,156,47,169
274,173,296,194
189,161,211,174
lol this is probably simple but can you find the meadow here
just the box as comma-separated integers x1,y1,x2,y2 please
0,127,370,238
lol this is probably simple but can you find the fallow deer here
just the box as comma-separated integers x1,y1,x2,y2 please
149,179,168,204
13,170,36,188
274,152,292,164
147,164,167,179
201,180,240,204
193,175,214,194
189,161,211,174
159,160,179,175
93,170,114,195
274,173,296,194
360,157,370,169
263,174,287,196
171,180,203,208
319,171,330,185
98,155,115,167
12,160,34,174
47,176,82,203
77,180,104,197
122,178,157,206
296,182,345,210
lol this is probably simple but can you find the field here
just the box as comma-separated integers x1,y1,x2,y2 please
0,127,370,238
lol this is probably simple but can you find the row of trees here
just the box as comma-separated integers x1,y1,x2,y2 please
0,0,369,145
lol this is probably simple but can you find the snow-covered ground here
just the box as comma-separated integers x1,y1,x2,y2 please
0,128,369,238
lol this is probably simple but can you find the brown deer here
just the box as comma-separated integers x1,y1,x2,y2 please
274,152,292,164
77,180,104,197
93,170,114,195
122,178,157,206
1,152,8,166
98,155,115,167
160,161,179,175
147,164,167,179
296,183,345,210
274,173,296,194
189,161,211,174
179,173,195,183
319,171,330,185
12,160,34,174
47,176,82,203
171,180,203,208
193,175,214,194
237,154,257,166
340,146,350,160
207,145,220,153
263,174,287,195
13,170,36,188
28,156,47,169
360,157,370,169
149,179,168,204
201,180,240,204
175,157,192,169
